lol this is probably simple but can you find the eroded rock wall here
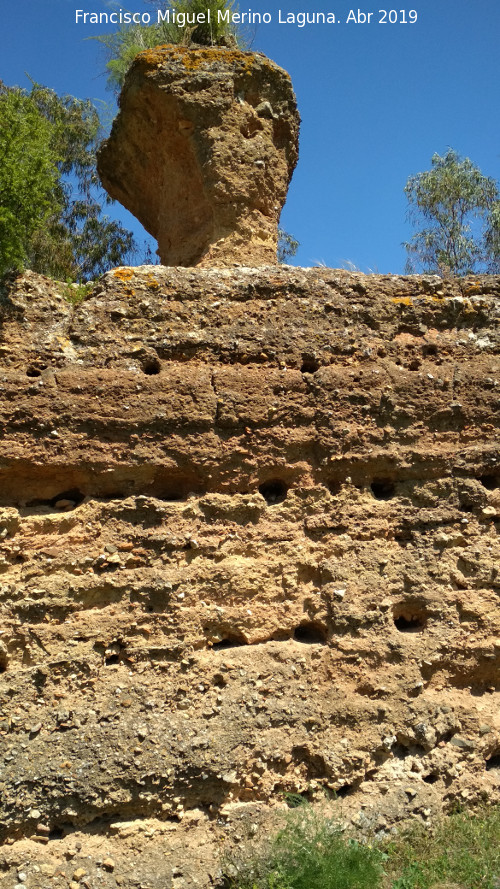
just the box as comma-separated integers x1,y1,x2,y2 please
0,266,499,889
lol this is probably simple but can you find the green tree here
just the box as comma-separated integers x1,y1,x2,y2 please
277,228,299,264
0,85,61,276
0,82,136,281
485,200,500,267
95,0,243,94
403,148,500,275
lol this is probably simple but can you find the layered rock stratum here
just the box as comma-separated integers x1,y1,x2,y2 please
97,47,300,267
0,265,499,889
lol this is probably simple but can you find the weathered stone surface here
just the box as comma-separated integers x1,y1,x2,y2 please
97,46,300,267
0,266,499,888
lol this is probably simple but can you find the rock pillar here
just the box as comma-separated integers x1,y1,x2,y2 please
97,45,300,267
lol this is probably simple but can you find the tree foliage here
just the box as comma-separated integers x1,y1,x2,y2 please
404,148,500,276
95,0,243,93
277,228,299,264
0,85,60,276
0,82,136,281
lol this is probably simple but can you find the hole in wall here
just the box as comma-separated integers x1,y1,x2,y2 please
300,358,319,374
392,744,410,759
51,488,85,509
26,366,43,378
212,672,227,688
34,668,47,689
240,117,263,139
142,357,161,375
393,742,427,759
486,752,500,771
157,490,185,502
335,783,354,798
104,641,128,665
422,343,438,356
423,773,439,784
393,604,428,633
293,623,327,644
326,480,341,496
259,479,288,505
479,474,500,490
48,826,66,840
25,488,86,511
212,633,247,651
0,648,7,673
394,614,426,632
371,479,396,500
148,471,203,502
104,653,120,665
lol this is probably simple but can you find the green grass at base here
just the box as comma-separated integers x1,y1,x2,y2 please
222,806,500,889
385,806,500,889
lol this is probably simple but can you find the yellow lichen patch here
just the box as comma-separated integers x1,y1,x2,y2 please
135,44,256,74
146,273,160,291
113,268,135,282
392,296,413,306
134,44,174,68
181,48,254,73
464,283,482,295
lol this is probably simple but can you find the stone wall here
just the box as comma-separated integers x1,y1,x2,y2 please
0,266,499,889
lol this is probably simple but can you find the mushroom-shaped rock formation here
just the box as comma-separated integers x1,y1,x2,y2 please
97,45,300,267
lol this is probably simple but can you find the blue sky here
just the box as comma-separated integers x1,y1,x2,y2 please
2,0,500,271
